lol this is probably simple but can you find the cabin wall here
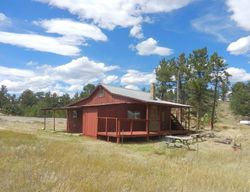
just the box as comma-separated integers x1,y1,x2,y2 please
97,104,146,132
67,109,82,133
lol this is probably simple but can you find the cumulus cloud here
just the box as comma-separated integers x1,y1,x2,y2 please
102,75,119,84
227,36,250,55
0,56,118,94
121,69,155,90
191,14,235,43
226,0,250,56
0,17,107,56
134,38,173,56
36,18,107,42
0,31,80,56
130,25,144,39
227,0,250,31
36,0,193,37
124,84,140,90
226,67,250,82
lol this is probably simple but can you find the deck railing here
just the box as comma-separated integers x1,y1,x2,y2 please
97,117,166,137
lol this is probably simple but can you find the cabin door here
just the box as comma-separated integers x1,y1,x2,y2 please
82,108,98,137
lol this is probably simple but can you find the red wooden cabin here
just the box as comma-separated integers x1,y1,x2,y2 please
65,84,191,143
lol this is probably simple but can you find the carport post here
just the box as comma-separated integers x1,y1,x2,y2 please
43,110,46,130
53,109,55,131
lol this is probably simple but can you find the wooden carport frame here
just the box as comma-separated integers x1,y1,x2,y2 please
41,107,70,131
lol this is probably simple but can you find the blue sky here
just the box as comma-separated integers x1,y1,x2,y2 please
0,0,250,95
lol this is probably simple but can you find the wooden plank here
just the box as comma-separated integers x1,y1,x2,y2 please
188,108,190,130
158,106,161,134
53,110,55,131
130,120,133,135
105,117,108,136
146,104,149,141
43,111,46,130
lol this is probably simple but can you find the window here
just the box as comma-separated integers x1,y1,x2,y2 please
127,110,141,119
98,88,104,97
72,110,78,119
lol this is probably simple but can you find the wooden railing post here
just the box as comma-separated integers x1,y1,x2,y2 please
105,117,108,136
130,120,133,135
146,120,149,141
43,110,46,130
188,108,190,130
53,110,55,132
146,104,149,141
115,118,117,136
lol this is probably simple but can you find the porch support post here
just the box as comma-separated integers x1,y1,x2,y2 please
184,108,187,129
188,108,190,130
66,109,68,132
180,108,183,125
130,120,133,135
158,106,161,134
43,110,46,130
146,104,149,141
169,108,172,135
116,118,120,143
105,117,108,136
53,109,55,132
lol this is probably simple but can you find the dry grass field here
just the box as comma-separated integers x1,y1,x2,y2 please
0,102,250,192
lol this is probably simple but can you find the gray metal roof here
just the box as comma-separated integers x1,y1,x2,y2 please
101,84,191,108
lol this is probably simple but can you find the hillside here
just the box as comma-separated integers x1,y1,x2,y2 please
0,102,250,192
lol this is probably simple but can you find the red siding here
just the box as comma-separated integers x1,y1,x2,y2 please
72,86,138,106
97,104,146,132
83,107,98,137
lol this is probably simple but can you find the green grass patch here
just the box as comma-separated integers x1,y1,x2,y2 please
0,130,37,146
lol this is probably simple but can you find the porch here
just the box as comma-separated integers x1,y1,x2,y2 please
97,114,190,143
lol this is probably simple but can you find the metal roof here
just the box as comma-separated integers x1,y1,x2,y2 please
101,84,191,108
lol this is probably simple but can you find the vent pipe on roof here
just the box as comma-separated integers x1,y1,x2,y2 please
150,83,156,100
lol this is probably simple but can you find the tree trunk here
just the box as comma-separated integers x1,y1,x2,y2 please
176,69,180,103
211,81,218,130
196,110,200,130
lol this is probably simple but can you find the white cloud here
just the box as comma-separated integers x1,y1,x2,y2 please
226,1,250,56
227,0,250,31
36,0,193,37
130,25,144,39
226,67,250,82
36,18,107,42
0,31,80,56
124,84,140,90
121,69,155,88
227,36,250,55
134,38,173,56
191,14,235,43
102,75,119,84
0,66,35,78
0,13,11,27
0,56,118,94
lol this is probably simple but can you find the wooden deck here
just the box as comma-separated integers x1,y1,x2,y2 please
97,116,189,143
97,130,189,138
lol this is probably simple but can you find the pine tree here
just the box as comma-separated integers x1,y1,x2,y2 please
209,52,230,130
187,48,211,129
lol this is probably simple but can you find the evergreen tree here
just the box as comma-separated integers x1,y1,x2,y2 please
186,48,211,129
230,82,250,117
209,52,230,129
155,58,176,100
80,84,96,98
